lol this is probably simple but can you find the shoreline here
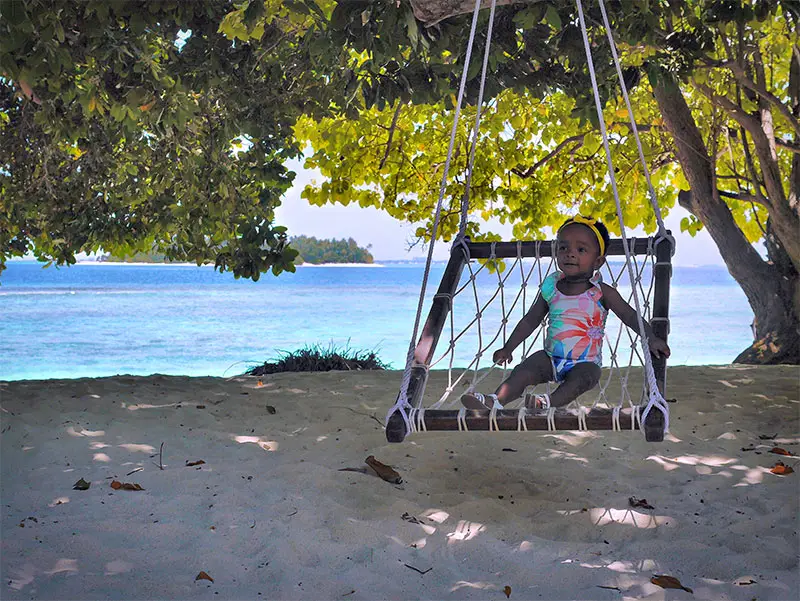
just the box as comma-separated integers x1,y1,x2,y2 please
0,361,757,383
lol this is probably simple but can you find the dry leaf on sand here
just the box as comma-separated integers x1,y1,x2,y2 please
110,480,144,491
365,455,402,484
73,478,91,490
770,461,794,475
195,571,214,582
185,460,206,467
629,496,654,510
769,447,795,456
651,575,693,593
503,585,512,598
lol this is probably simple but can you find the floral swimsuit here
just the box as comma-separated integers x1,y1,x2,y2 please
541,271,608,381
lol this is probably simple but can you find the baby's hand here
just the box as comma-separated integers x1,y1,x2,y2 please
493,347,513,365
649,337,671,358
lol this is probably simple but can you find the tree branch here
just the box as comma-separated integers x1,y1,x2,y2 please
718,189,769,206
379,101,404,171
719,58,800,138
693,81,762,138
777,138,800,153
511,133,586,179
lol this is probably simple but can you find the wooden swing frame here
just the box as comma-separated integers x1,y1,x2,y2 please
386,234,673,443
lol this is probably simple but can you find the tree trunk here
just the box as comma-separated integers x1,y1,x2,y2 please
651,68,799,364
409,0,519,26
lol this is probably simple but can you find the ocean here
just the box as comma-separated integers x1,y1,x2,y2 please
0,260,753,381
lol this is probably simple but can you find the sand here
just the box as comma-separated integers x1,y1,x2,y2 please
1,365,798,600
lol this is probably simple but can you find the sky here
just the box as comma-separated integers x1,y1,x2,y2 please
275,158,735,268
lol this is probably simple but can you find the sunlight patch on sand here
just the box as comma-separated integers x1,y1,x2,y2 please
446,520,486,543
450,580,495,592
421,509,450,523
589,507,675,528
93,453,112,462
118,443,156,453
233,435,279,451
66,426,105,437
544,449,589,463
733,466,768,486
542,431,599,446
647,454,736,472
104,560,134,575
7,563,35,591
44,558,79,575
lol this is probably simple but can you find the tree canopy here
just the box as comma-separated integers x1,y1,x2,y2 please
1,0,343,279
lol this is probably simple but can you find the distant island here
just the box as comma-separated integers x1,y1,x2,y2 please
98,236,374,265
97,250,170,263
291,236,374,265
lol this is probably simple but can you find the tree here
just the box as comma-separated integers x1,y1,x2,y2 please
0,0,341,280
290,235,374,264
293,0,799,364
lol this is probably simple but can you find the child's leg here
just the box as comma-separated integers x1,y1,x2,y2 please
461,350,552,409
549,362,601,407
494,350,553,404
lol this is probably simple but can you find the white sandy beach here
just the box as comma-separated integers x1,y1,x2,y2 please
1,365,798,600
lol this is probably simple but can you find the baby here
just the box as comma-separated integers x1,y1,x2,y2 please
461,215,670,410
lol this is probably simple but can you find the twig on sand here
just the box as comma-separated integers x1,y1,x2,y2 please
404,564,432,575
331,405,384,427
158,442,164,470
126,467,143,476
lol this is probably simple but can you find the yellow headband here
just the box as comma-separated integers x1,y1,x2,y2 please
558,215,606,255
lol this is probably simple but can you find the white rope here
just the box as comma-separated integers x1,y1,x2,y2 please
612,406,621,431
546,407,557,431
595,0,666,235
489,404,500,431
457,407,469,431
577,406,588,431
388,0,486,431
517,406,528,431
575,0,669,436
459,0,498,237
416,408,427,432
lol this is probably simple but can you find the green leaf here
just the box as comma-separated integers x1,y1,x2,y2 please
544,5,562,30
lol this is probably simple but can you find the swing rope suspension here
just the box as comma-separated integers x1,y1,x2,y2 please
387,0,673,442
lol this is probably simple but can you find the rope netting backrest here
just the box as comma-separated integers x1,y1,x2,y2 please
388,0,673,438
421,238,660,415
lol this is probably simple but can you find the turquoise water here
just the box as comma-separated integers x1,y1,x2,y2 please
0,261,753,381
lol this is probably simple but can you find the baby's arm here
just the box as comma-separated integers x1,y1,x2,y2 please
493,295,549,364
600,283,671,358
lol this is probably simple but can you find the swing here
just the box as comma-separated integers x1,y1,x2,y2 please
386,0,674,443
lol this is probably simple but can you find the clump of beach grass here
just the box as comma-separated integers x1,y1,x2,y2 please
245,342,389,375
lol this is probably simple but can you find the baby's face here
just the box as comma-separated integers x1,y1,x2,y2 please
556,224,603,278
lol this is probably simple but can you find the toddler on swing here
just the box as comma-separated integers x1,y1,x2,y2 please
461,215,670,411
